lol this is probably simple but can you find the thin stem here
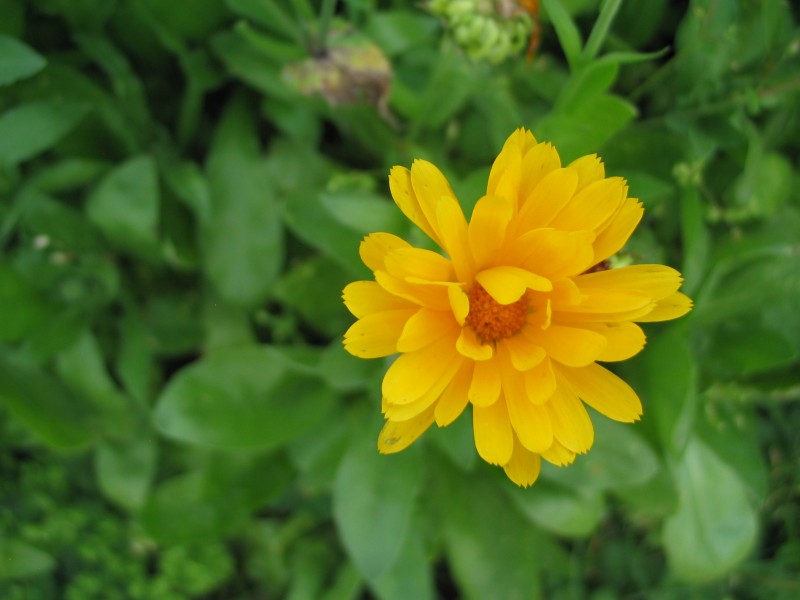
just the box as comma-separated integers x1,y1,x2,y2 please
582,0,623,63
317,0,338,52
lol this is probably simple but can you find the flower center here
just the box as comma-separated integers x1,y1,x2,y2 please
465,283,528,344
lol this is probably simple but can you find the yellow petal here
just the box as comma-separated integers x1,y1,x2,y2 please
523,358,557,404
343,280,413,318
473,398,514,465
557,362,642,422
469,195,514,270
435,361,473,426
518,142,562,203
577,264,684,301
568,153,605,191
436,195,473,282
343,309,416,358
396,308,460,353
517,167,578,232
378,406,435,454
375,271,451,310
488,128,537,198
383,355,464,421
509,228,596,280
592,197,643,262
499,352,553,452
476,266,552,305
382,333,460,404
549,176,626,233
456,326,493,360
410,159,457,243
448,286,470,326
359,232,411,272
499,332,545,371
384,247,454,282
546,385,594,453
503,436,542,487
541,439,576,466
553,288,654,322
581,321,647,361
389,165,440,245
505,391,553,453
528,324,607,367
469,356,502,406
636,291,693,322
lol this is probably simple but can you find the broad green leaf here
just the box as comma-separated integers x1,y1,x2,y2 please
211,30,296,101
318,341,384,394
0,264,52,341
414,52,475,129
0,99,89,167
0,0,24,37
273,256,352,338
141,451,293,543
30,157,109,194
333,424,425,580
370,516,434,600
321,188,408,237
0,539,55,580
364,10,438,57
203,96,283,308
282,188,367,277
0,348,95,448
154,345,334,449
663,437,758,582
537,94,637,163
86,154,161,261
95,431,157,511
439,463,543,600
622,325,697,456
55,329,133,426
508,480,606,538
0,34,46,86
545,417,661,491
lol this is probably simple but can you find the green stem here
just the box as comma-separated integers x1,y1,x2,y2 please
582,0,623,63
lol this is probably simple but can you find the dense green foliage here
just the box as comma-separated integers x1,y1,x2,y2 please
1,0,799,598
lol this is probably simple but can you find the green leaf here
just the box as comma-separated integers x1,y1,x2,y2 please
508,480,606,538
364,10,438,57
439,464,543,600
0,539,55,580
0,264,52,341
680,186,710,296
0,99,89,167
0,348,95,448
321,188,409,237
0,34,46,86
537,94,637,163
86,154,161,261
225,0,302,43
582,0,623,63
273,256,352,338
369,517,434,600
663,437,758,582
333,424,425,580
545,417,661,491
203,96,283,307
154,345,334,449
95,431,157,511
141,451,294,543
622,325,697,456
55,329,133,426
541,0,584,71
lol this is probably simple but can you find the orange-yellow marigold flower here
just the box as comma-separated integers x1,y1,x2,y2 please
342,128,692,487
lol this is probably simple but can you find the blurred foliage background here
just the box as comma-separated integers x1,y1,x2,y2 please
1,0,799,598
